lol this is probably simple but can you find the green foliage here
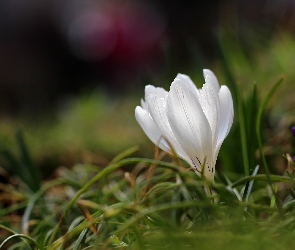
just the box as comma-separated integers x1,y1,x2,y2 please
0,130,41,193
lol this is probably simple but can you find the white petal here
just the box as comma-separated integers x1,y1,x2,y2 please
212,86,234,166
176,73,199,97
145,85,168,100
199,74,220,150
203,69,220,94
141,98,147,110
217,85,234,148
146,94,191,162
135,106,170,152
167,78,213,173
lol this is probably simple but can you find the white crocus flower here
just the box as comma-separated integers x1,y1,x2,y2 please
135,69,234,182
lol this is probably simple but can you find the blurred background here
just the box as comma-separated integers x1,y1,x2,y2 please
0,0,295,180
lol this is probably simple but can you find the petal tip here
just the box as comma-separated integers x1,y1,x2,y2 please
203,69,212,77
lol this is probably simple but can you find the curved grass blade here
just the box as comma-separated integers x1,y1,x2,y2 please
0,234,40,250
0,225,32,249
22,179,74,235
231,174,293,188
236,84,250,176
255,77,283,214
108,146,139,165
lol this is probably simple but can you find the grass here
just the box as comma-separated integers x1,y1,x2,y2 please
1,31,295,249
2,154,295,249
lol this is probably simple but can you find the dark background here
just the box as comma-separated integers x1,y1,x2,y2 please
0,0,294,114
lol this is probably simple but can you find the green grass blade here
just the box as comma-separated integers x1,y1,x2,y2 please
243,165,260,211
108,146,139,165
0,234,40,250
237,84,250,176
21,179,73,235
255,77,283,214
231,174,293,188
246,83,258,170
73,229,88,250
16,129,41,192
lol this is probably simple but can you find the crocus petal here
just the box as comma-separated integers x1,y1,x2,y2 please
146,94,191,162
135,106,170,152
140,98,147,110
199,74,220,149
212,86,234,165
217,85,234,148
145,85,168,100
167,78,213,173
142,85,167,111
203,69,220,94
176,73,199,97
